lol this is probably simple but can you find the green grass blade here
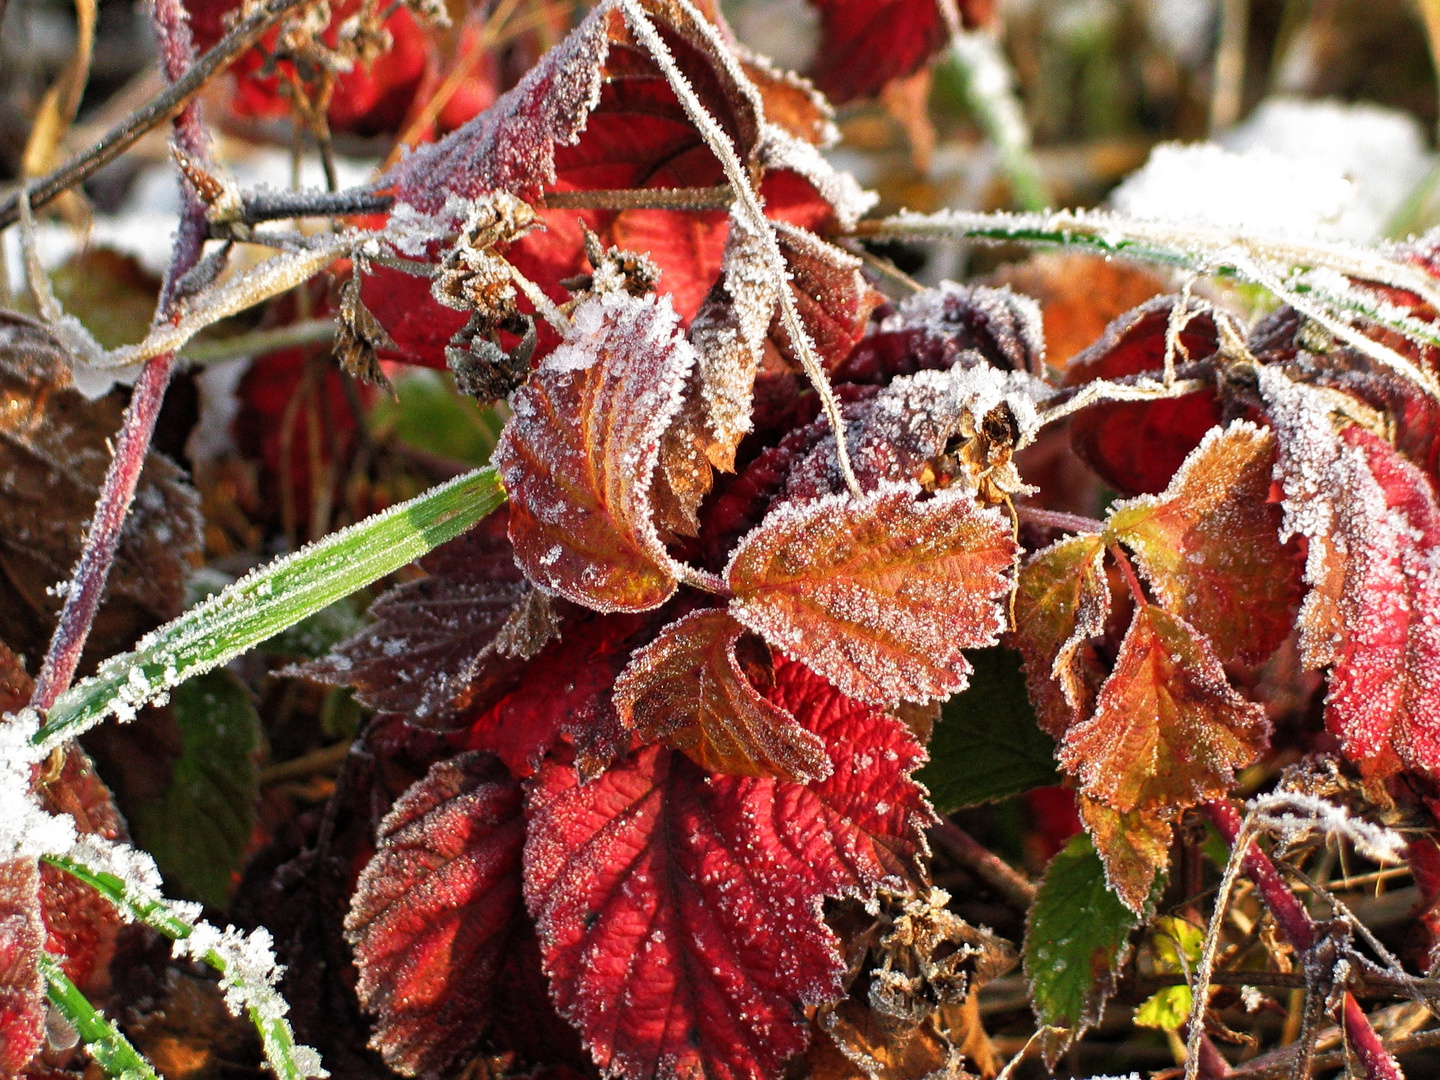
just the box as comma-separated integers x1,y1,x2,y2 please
35,467,506,749
41,953,160,1080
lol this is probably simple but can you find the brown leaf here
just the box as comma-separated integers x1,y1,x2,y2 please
613,608,829,782
0,313,201,666
495,292,697,613
1059,604,1270,814
302,514,544,729
1009,533,1110,739
1106,421,1303,667
727,485,1017,705
1077,794,1172,916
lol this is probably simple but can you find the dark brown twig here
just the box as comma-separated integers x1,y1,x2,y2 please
930,820,1038,912
541,185,735,211
0,0,312,230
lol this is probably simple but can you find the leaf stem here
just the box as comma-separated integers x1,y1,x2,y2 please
1108,544,1148,609
0,0,313,230
40,954,160,1080
930,820,1037,911
1015,505,1104,536
1343,991,1407,1080
542,185,735,212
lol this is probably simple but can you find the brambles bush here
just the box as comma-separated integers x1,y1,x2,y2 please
7,1,1440,1079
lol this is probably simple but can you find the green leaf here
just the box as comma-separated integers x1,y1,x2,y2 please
1135,985,1193,1031
34,467,506,749
1024,833,1143,1064
128,670,260,909
918,647,1059,812
369,368,505,464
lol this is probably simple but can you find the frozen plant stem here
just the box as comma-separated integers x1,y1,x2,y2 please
29,0,211,711
1343,991,1405,1080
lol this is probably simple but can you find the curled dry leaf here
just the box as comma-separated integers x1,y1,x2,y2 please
727,484,1018,706
1106,421,1303,667
1008,532,1110,739
1058,604,1270,815
0,314,201,664
525,657,931,1080
346,751,527,1078
495,291,695,613
614,607,829,782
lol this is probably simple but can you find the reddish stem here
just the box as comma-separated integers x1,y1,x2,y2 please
1015,505,1105,535
1206,800,1316,953
1195,1030,1233,1078
27,0,210,713
1109,543,1150,610
1343,992,1405,1080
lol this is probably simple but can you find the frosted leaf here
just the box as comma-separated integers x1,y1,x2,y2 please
727,483,1018,705
301,518,543,728
758,124,877,229
0,856,45,1074
1011,533,1111,739
1106,421,1303,666
525,657,930,1080
382,1,615,212
495,291,697,613
1059,604,1270,815
614,608,830,782
1077,795,1173,916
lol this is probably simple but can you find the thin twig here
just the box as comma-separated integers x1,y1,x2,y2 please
182,318,336,364
1183,1028,1440,1080
930,820,1037,912
0,0,313,230
1014,506,1104,536
235,187,394,226
542,185,735,212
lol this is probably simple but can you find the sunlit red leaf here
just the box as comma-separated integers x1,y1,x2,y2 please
1322,424,1440,779
614,608,829,782
525,657,931,1080
346,751,527,1077
1058,604,1270,813
727,485,1017,705
1065,297,1223,496
806,0,992,105
1106,421,1303,666
463,608,663,779
1077,794,1172,916
1008,533,1110,738
0,857,43,1076
303,515,544,729
495,292,696,613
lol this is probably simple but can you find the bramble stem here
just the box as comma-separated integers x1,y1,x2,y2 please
1015,506,1104,536
542,185,735,212
0,0,312,230
28,0,210,712
1343,991,1406,1080
930,820,1037,911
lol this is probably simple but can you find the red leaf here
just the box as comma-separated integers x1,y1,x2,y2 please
524,657,931,1080
1058,604,1270,814
463,609,662,779
1065,297,1223,496
806,0,991,105
495,292,696,613
0,857,44,1076
346,751,527,1077
614,608,829,782
1106,421,1303,667
303,514,545,729
1323,425,1440,779
727,485,1017,705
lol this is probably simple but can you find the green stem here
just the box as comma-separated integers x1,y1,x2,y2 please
40,954,160,1080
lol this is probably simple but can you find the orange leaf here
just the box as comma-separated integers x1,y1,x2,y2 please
1077,794,1172,916
1059,605,1269,814
1009,533,1110,738
614,608,830,782
1106,421,1302,666
495,292,695,613
727,485,1017,705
